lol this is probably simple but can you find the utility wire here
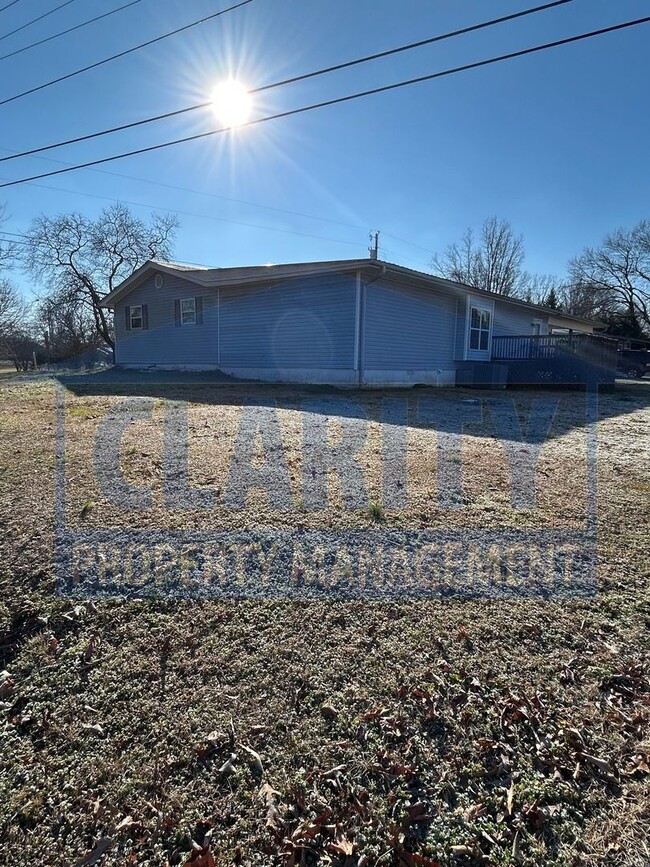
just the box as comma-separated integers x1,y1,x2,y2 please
0,0,143,63
1,139,441,258
0,143,375,235
0,0,579,161
1,14,648,190
0,0,79,43
0,0,23,13
0,0,253,72
0,171,430,260
0,183,369,249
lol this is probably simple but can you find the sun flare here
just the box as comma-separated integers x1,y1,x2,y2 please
211,79,252,128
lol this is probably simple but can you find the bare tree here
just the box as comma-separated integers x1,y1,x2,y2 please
518,273,566,307
559,280,608,320
23,204,178,347
0,279,35,370
569,220,650,334
432,217,526,296
0,203,17,274
0,279,26,335
36,291,99,361
1,331,45,371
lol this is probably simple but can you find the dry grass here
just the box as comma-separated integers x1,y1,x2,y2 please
0,376,648,867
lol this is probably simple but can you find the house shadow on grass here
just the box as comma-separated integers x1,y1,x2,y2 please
55,367,650,445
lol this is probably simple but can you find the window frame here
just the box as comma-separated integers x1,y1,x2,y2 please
129,304,143,330
180,297,196,326
469,305,491,352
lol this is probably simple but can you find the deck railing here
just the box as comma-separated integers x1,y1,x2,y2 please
491,333,617,368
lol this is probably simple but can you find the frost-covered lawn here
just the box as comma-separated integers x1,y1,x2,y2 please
0,375,648,866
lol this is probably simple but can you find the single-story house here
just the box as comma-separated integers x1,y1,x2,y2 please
100,258,614,387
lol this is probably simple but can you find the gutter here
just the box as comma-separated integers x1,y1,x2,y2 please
356,263,386,387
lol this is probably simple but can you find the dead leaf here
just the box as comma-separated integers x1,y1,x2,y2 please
0,670,15,697
327,829,355,856
506,780,515,816
512,830,522,863
219,753,237,775
406,802,432,823
581,753,613,774
622,753,650,775
241,744,263,773
184,844,216,867
114,815,134,833
320,703,339,720
522,801,546,830
259,782,280,803
360,707,387,722
81,634,100,665
74,835,113,866
562,728,584,749
322,764,347,779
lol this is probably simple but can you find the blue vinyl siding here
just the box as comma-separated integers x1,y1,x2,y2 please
453,296,466,361
219,273,356,369
363,279,457,370
493,300,549,336
110,264,573,385
114,274,218,365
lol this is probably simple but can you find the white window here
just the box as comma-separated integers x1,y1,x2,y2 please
180,297,196,325
469,307,491,351
130,304,143,330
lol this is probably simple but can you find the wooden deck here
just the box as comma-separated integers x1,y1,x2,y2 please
458,333,618,388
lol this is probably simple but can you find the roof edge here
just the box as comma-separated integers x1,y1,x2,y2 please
100,257,601,328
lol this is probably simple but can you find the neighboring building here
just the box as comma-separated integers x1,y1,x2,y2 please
101,259,613,387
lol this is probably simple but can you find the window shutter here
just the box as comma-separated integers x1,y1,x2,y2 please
142,304,149,330
174,299,181,327
195,296,203,324
125,306,131,331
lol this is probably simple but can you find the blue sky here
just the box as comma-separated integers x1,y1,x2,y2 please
1,0,649,296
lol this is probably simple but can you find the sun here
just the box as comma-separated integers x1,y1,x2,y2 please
211,79,252,128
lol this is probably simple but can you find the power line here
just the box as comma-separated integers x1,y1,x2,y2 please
0,233,27,245
0,175,369,249
1,142,440,260
0,0,254,77
0,143,374,235
5,144,439,257
0,0,143,63
0,0,79,43
1,14,648,190
380,247,433,270
382,232,438,257
4,218,428,265
0,0,24,13
0,0,575,132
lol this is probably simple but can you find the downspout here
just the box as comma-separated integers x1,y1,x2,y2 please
356,263,386,387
